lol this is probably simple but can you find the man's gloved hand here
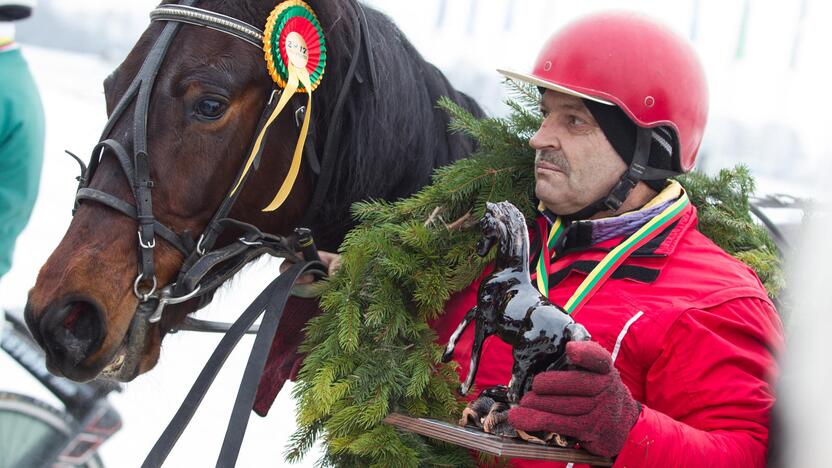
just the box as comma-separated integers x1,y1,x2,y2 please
507,340,641,458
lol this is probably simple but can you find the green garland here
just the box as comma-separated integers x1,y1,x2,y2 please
287,82,784,466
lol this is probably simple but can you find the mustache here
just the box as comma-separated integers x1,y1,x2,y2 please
535,150,570,175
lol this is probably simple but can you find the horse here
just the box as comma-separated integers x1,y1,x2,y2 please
442,201,589,404
24,0,483,383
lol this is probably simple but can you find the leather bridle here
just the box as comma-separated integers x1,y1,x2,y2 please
71,0,368,334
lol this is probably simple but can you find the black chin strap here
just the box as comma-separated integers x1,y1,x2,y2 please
561,127,680,222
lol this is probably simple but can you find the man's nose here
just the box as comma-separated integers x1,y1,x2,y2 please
529,121,560,152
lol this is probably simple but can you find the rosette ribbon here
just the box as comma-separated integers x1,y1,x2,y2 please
229,0,326,212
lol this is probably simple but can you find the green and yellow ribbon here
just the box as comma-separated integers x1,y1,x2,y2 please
535,182,690,315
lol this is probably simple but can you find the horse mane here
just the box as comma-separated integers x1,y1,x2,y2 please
490,202,532,270
212,0,485,250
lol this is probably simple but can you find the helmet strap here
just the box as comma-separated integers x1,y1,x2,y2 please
561,127,679,222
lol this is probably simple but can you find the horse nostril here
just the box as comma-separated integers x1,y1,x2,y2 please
40,300,106,368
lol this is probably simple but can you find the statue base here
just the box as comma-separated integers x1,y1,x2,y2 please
383,413,613,466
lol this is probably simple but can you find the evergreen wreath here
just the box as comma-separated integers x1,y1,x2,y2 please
287,81,784,467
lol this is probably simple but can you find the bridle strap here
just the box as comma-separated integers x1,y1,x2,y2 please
176,220,302,296
141,260,322,468
150,4,264,49
99,79,140,142
75,138,195,255
174,87,284,293
132,7,194,295
76,188,192,255
95,140,138,196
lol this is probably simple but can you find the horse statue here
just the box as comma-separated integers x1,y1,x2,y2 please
443,201,589,406
24,0,482,385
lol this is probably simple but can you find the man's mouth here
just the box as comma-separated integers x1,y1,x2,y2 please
536,160,565,174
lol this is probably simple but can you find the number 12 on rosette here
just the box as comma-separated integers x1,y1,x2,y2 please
230,0,326,212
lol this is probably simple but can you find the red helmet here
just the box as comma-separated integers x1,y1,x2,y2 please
499,11,708,172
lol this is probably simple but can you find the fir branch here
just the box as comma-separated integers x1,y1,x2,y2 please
503,78,542,111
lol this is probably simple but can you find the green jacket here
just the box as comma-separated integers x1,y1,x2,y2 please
0,46,44,278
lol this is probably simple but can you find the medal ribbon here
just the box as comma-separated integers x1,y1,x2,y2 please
535,216,564,295
535,189,690,315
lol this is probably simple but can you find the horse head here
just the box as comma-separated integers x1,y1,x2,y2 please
477,201,529,268
25,0,482,382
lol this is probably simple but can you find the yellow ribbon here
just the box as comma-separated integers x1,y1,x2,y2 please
263,65,313,212
228,62,314,213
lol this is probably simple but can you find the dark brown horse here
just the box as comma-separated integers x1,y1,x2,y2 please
25,0,482,383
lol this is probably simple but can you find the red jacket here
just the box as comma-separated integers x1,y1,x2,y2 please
431,203,784,467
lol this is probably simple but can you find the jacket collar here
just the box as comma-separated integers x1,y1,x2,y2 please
539,181,694,258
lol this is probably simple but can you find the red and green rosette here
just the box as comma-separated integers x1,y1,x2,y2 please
230,0,327,212
263,0,326,92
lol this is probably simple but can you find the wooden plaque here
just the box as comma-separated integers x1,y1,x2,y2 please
383,413,613,466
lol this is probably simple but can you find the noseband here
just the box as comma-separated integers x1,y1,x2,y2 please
71,0,367,331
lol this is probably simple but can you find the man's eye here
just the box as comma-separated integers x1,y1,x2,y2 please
569,115,587,126
195,98,227,120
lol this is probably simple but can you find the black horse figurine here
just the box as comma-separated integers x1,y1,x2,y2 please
442,201,590,406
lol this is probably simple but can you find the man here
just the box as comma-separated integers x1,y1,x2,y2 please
0,0,44,280
431,11,784,467
279,11,783,467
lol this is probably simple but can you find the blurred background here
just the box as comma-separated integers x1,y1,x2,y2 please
1,0,830,466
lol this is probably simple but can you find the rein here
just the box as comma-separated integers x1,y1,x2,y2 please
142,260,323,467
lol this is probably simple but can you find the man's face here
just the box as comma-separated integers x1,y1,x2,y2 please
530,90,627,216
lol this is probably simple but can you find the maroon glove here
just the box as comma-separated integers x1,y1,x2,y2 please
253,295,321,416
507,340,641,458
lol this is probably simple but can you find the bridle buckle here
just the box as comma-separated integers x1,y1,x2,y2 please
148,284,203,324
196,234,207,256
133,274,158,302
138,230,157,249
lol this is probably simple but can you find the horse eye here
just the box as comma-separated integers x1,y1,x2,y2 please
195,98,227,120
